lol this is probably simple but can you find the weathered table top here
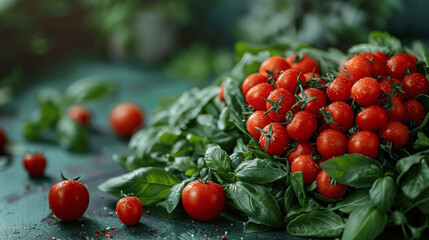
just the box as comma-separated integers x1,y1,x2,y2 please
0,58,303,240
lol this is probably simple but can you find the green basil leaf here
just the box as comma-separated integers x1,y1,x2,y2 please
235,158,287,184
332,189,371,214
98,167,179,205
392,211,407,226
410,112,429,136
65,76,115,103
165,178,194,213
401,161,429,199
204,146,231,179
169,157,197,172
416,187,429,214
414,131,429,150
217,107,230,131
320,154,383,188
113,154,166,172
290,172,322,210
224,77,248,134
368,31,402,54
396,151,428,182
229,51,271,81
129,126,176,158
244,220,273,233
342,206,387,240
234,42,290,61
36,88,62,128
286,210,345,238
369,176,396,212
230,152,245,169
56,116,88,152
168,86,217,128
225,181,282,227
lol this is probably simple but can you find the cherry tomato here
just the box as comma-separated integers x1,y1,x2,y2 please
291,155,320,185
217,82,225,101
259,56,290,80
379,121,410,147
389,97,406,122
286,141,316,164
286,54,319,73
403,100,426,125
23,153,47,177
316,169,347,199
110,102,144,139
245,83,275,110
317,129,347,159
295,88,326,118
286,110,318,141
276,69,306,93
181,180,225,221
116,196,142,226
327,76,354,102
246,110,272,139
67,105,91,127
259,122,290,156
346,55,372,81
324,101,354,132
374,52,388,66
355,105,388,131
351,77,380,106
0,128,7,154
241,73,268,96
347,131,379,159
303,72,321,81
339,58,348,73
408,54,418,63
379,76,405,101
49,178,90,221
385,53,417,80
358,52,385,77
402,72,429,99
265,88,295,122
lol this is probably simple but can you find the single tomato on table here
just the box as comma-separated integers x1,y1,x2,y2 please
23,153,47,177
116,196,143,226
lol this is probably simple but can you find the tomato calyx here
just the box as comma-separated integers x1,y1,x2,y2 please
267,76,277,88
198,169,213,184
60,171,81,182
292,85,318,110
387,76,405,97
328,177,339,186
292,53,304,63
320,108,340,126
257,124,275,152
264,95,284,117
403,69,413,77
348,125,360,136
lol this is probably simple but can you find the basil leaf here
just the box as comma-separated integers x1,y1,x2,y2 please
229,51,271,81
369,176,396,212
342,206,387,240
392,211,407,226
56,116,88,152
416,187,429,214
396,151,429,182
225,181,282,227
290,172,322,210
65,76,115,103
287,210,345,238
169,157,197,172
368,31,402,54
320,154,383,188
332,189,371,214
414,131,429,150
129,126,176,158
165,178,194,213
98,167,179,205
224,77,248,134
36,89,62,128
410,112,429,136
113,154,166,172
217,107,230,131
204,146,231,179
401,161,429,199
168,86,217,128
230,152,245,169
234,42,290,60
244,220,273,233
235,158,287,184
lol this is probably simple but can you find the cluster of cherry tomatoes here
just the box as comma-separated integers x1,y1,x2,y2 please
238,52,428,199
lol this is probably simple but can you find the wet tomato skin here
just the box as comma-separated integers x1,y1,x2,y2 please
265,88,296,122
245,83,275,111
355,105,389,131
259,56,290,80
23,153,47,177
346,55,372,81
259,123,290,156
276,69,306,93
324,101,354,132
358,52,385,77
116,196,142,226
286,110,318,141
286,141,316,164
347,131,379,159
402,72,429,99
286,54,319,73
379,76,405,101
110,102,144,139
316,170,348,199
327,76,354,102
317,129,348,159
246,110,273,139
241,73,268,96
295,88,326,118
385,53,417,80
351,77,380,107
389,97,406,122
291,155,320,185
379,121,410,147
403,100,426,125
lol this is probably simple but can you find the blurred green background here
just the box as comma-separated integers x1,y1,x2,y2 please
1,0,428,98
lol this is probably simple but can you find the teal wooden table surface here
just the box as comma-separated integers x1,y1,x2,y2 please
0,58,305,240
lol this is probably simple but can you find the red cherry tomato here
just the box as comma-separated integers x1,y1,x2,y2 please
403,100,426,125
389,97,406,122
316,169,347,199
327,76,354,102
217,82,225,101
346,55,372,81
374,52,388,66
241,73,268,96
110,102,144,139
286,110,318,141
291,155,320,185
116,196,142,226
245,83,275,110
355,105,388,131
379,121,410,147
385,53,417,80
286,54,319,73
181,180,225,221
286,141,316,164
324,101,354,132
0,128,7,154
317,129,347,159
347,131,379,159
276,69,306,93
246,110,272,139
408,54,418,63
351,77,380,106
259,122,290,156
23,153,47,177
259,56,290,80
358,52,385,77
265,88,295,122
379,76,405,101
49,178,90,221
295,88,326,118
67,105,91,127
303,72,321,81
402,72,429,99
